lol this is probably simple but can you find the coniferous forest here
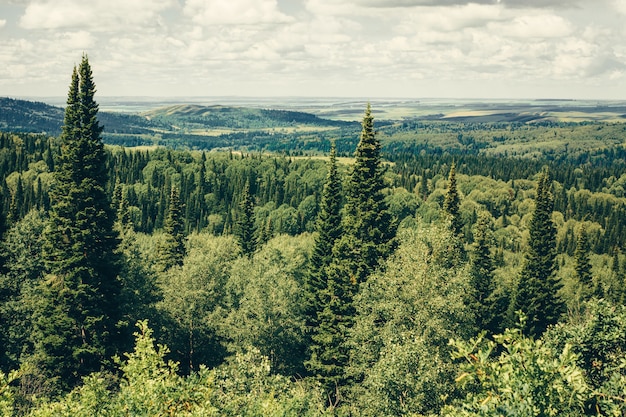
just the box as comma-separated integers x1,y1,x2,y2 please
0,57,626,416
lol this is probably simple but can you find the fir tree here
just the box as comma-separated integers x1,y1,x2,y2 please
440,163,466,267
307,104,396,403
443,163,463,237
514,170,564,338
156,186,185,271
467,212,507,335
304,142,343,329
33,56,124,391
235,180,256,256
574,224,593,297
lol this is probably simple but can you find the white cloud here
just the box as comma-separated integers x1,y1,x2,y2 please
489,14,573,38
19,0,176,31
397,4,505,33
0,19,6,28
613,0,626,14
183,0,292,25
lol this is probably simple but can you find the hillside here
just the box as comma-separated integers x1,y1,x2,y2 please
143,104,348,129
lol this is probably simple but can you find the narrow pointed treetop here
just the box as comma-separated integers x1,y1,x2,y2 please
514,169,564,338
34,55,124,391
443,162,463,237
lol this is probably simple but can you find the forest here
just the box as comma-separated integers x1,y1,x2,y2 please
0,57,625,416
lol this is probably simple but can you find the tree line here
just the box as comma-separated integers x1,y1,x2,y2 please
0,57,625,415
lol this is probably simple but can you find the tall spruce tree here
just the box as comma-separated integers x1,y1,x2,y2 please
574,224,593,296
307,104,396,402
304,142,343,329
514,170,564,338
443,162,462,237
156,186,185,271
33,56,124,391
235,180,256,257
467,212,507,335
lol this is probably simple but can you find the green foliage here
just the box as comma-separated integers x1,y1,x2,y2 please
347,223,473,416
545,299,626,415
156,234,239,374
31,56,125,391
155,186,185,271
221,234,312,376
235,180,256,256
467,212,508,335
305,143,343,330
574,223,592,294
308,105,397,402
514,170,565,338
443,163,463,237
444,326,589,417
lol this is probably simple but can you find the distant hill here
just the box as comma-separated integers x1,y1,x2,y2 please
142,104,349,129
0,97,169,137
0,97,64,135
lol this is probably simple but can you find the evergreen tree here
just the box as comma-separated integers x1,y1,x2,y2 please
304,142,343,330
334,102,396,285
235,180,256,256
467,212,507,335
574,224,593,296
156,186,185,271
514,170,564,338
443,163,463,237
307,104,396,403
32,56,124,391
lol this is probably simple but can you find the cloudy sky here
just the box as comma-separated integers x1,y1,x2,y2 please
1,0,626,99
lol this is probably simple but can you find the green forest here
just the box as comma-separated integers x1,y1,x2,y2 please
0,57,626,416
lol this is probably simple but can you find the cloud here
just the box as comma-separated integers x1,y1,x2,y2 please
308,0,580,9
612,0,626,14
488,13,573,38
19,0,176,31
396,4,505,33
183,0,293,25
0,20,6,28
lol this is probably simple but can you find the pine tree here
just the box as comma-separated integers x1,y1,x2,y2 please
304,143,343,330
467,212,507,335
514,170,564,338
334,102,396,285
156,186,185,271
443,163,462,237
32,56,124,391
235,180,256,256
574,224,593,295
307,104,396,403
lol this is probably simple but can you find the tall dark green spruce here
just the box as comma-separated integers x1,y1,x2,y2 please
304,142,342,329
574,223,593,299
467,212,507,335
235,179,256,257
32,56,124,391
514,170,564,338
307,104,396,403
156,186,185,271
442,162,466,266
443,162,462,237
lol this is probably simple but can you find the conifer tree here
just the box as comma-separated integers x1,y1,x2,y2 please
33,56,124,391
443,163,462,237
574,224,593,294
307,104,395,402
334,103,396,285
235,180,256,256
467,212,507,335
156,186,185,271
514,170,564,338
304,143,342,330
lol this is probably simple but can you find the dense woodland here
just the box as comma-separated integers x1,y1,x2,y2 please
0,58,626,416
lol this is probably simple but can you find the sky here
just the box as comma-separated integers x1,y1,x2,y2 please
1,0,626,100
